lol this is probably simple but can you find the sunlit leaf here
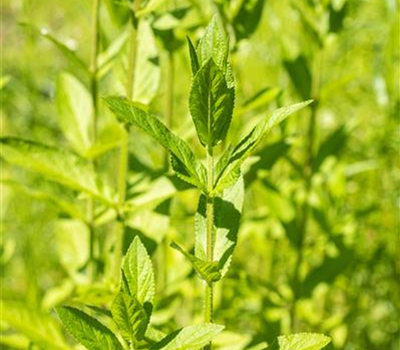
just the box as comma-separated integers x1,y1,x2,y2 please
195,176,244,277
189,59,235,147
123,236,155,306
56,306,124,350
56,72,94,155
104,97,206,189
170,241,221,284
151,324,224,350
111,291,149,342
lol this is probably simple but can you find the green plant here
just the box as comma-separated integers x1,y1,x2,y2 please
105,18,324,350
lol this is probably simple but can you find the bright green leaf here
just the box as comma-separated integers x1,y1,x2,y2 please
0,137,114,205
104,97,206,189
123,236,155,306
215,100,312,192
189,59,235,147
111,291,149,342
195,176,244,277
170,241,221,284
1,301,69,350
151,324,224,350
56,72,94,155
273,333,331,350
19,23,87,71
56,306,124,350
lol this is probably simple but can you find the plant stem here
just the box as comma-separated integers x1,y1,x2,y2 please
87,0,100,280
290,47,323,332
164,50,174,169
205,146,214,349
114,2,141,280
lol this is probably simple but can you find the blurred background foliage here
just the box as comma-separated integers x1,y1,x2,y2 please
1,0,399,349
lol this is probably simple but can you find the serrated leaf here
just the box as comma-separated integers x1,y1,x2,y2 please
104,97,206,189
214,101,312,192
56,72,94,155
1,301,69,350
195,176,244,277
151,324,224,350
56,307,124,350
111,291,149,342
187,37,200,75
189,59,234,147
0,137,114,205
170,241,221,284
196,17,227,70
273,333,331,350
123,236,155,306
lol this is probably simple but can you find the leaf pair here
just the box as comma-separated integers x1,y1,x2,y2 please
57,237,224,350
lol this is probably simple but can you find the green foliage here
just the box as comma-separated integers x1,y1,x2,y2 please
150,324,224,350
214,100,312,193
270,333,331,350
2,1,398,350
56,73,94,155
0,137,113,204
104,97,207,189
189,58,234,147
122,236,155,306
111,291,149,342
56,306,124,350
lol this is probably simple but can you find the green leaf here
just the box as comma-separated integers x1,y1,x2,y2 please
1,301,69,350
170,241,221,284
123,236,155,306
133,19,160,104
55,219,90,276
214,100,312,192
111,291,149,342
232,0,265,41
98,29,129,78
56,72,94,155
189,59,235,147
196,17,227,70
187,37,200,75
56,306,124,350
151,324,224,350
1,178,84,220
0,137,114,205
104,97,206,189
313,124,348,172
195,176,244,277
271,333,331,350
283,56,312,100
19,23,87,71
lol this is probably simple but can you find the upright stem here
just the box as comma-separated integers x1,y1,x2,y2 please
88,0,100,280
290,47,323,332
114,2,141,279
164,50,174,169
205,146,214,349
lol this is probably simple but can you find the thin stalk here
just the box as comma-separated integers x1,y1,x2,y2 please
205,146,214,350
158,49,175,295
290,47,323,332
87,0,100,280
114,1,141,279
164,50,174,169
